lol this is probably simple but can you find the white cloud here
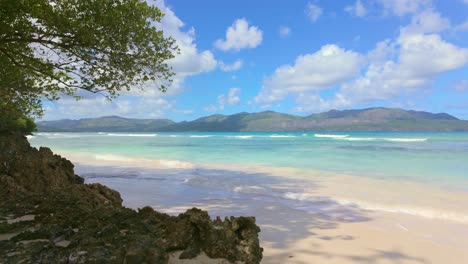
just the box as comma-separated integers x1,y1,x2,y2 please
42,0,217,120
218,88,241,110
345,0,367,17
400,9,450,35
203,104,218,112
258,8,468,114
214,18,263,51
43,96,174,120
455,80,468,92
332,33,468,106
377,0,431,16
279,26,291,38
226,88,241,105
255,45,365,104
455,20,468,32
219,60,243,72
155,1,217,83
305,3,323,22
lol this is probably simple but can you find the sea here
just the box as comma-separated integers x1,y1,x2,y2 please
28,132,468,224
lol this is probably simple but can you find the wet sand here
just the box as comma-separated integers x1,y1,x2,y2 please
57,151,468,263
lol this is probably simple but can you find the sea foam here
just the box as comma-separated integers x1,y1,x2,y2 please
189,135,213,138
314,134,349,138
335,199,468,223
270,135,296,138
383,138,428,142
336,137,377,141
226,135,254,139
107,133,157,137
282,191,468,223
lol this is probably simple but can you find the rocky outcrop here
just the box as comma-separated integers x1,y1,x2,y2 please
0,132,262,263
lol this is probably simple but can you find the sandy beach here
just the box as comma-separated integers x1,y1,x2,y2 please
55,150,468,264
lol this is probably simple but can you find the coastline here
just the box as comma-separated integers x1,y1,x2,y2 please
60,151,468,263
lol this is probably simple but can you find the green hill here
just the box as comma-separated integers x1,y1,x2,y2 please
37,108,468,132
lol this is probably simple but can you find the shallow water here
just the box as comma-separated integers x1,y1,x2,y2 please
30,132,468,185
28,132,468,223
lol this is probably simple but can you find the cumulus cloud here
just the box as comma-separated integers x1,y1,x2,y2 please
42,0,217,120
326,33,468,107
214,18,263,51
218,88,241,110
400,9,450,35
305,3,323,22
345,0,367,17
219,60,243,72
279,26,291,38
257,8,468,114
455,20,468,32
255,45,365,104
376,0,431,16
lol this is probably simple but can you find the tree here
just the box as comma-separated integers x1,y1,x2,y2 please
0,0,178,132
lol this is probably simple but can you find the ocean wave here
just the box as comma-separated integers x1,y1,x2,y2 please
39,133,84,139
282,192,314,201
335,199,468,223
189,135,213,138
270,135,296,138
169,135,178,137
26,135,35,139
282,191,468,223
314,134,349,138
336,137,377,141
383,138,428,142
107,133,157,137
335,137,428,142
233,185,265,193
225,135,254,139
94,154,194,168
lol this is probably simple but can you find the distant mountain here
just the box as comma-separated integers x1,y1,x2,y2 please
37,116,174,132
37,108,468,132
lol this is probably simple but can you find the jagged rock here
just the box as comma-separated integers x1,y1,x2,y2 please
0,132,263,263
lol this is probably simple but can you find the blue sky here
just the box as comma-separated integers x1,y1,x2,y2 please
42,0,468,121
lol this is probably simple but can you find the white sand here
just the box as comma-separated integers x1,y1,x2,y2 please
57,152,468,263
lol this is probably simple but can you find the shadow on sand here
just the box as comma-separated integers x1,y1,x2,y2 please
77,164,429,264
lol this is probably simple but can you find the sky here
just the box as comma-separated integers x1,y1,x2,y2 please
41,0,468,121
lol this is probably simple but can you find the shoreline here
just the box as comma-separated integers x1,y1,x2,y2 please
64,152,468,263
57,149,468,223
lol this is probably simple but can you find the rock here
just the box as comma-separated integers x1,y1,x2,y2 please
0,133,263,263
68,251,88,264
6,214,35,224
55,240,71,248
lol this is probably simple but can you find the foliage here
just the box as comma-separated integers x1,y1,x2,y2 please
0,101,36,134
0,0,178,131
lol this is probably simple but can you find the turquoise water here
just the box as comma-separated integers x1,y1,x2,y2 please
29,132,468,189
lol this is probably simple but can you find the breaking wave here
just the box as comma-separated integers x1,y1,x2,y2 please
270,135,296,138
225,135,254,139
383,138,428,142
107,133,157,137
314,134,349,138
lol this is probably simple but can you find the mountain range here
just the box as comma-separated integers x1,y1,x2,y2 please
37,107,468,132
